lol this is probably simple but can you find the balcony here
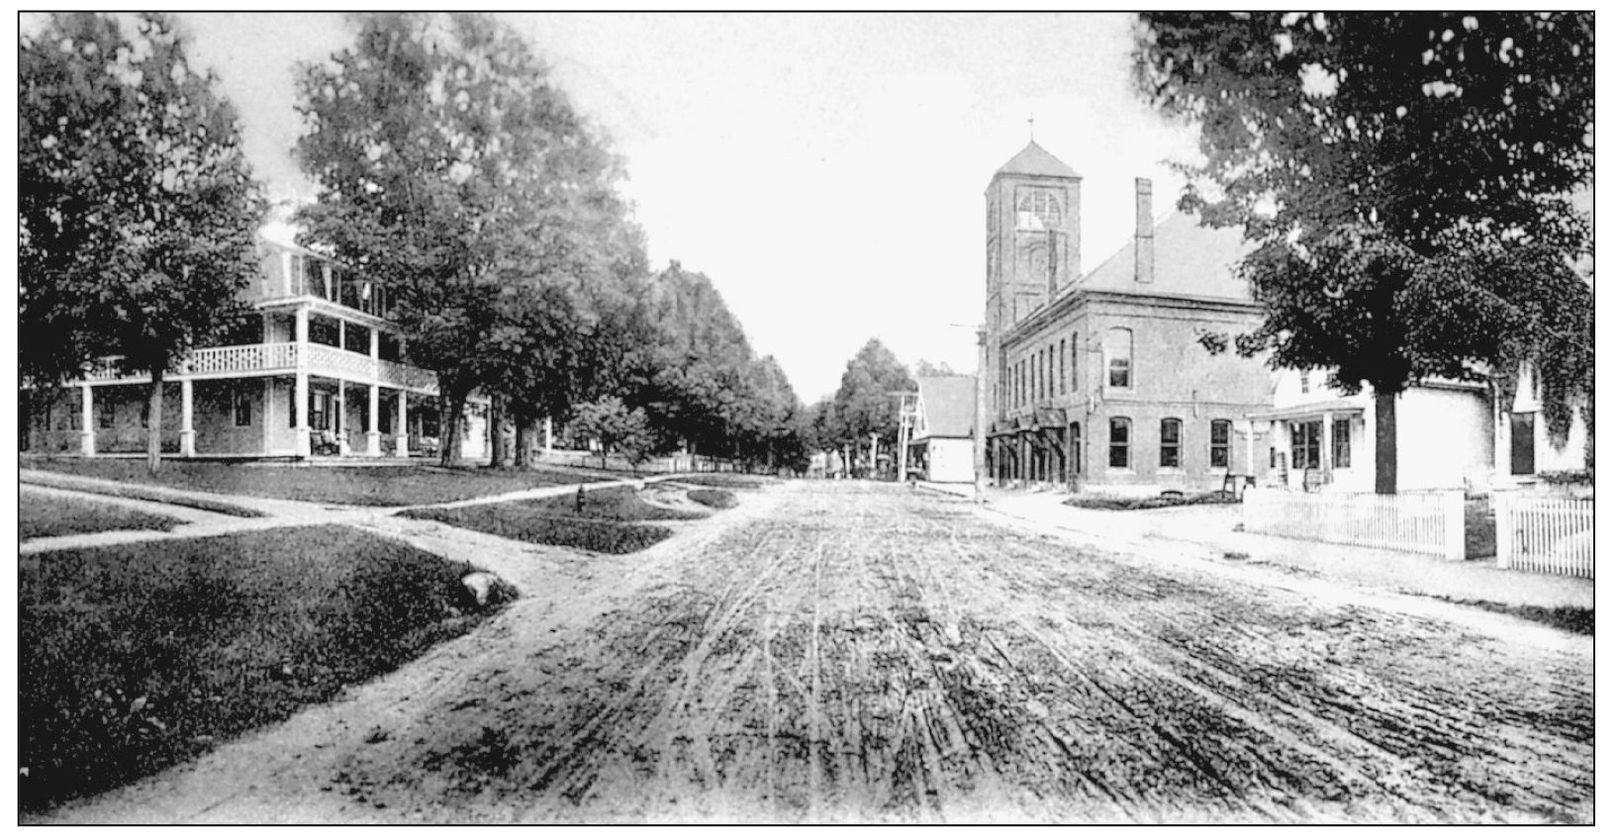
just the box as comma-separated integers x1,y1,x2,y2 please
86,342,438,393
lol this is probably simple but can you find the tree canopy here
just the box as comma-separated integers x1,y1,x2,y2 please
21,12,266,471
819,339,916,473
1136,12,1595,487
295,12,642,466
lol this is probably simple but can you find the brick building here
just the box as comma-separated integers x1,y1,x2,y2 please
983,140,1274,494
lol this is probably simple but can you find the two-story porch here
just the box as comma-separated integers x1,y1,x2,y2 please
21,237,488,461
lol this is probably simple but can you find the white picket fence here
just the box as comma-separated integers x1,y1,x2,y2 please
1494,493,1594,578
1243,488,1465,560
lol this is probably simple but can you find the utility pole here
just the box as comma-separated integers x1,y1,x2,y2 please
975,326,989,502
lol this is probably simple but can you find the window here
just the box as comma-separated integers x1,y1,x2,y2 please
99,398,114,429
288,383,297,428
1160,418,1182,468
1332,418,1351,468
233,384,253,427
1071,332,1079,392
1509,412,1535,475
1109,418,1131,469
1058,339,1066,395
1048,345,1056,397
1289,421,1322,469
1105,328,1132,389
1210,420,1231,469
1036,353,1044,401
1016,188,1062,230
1300,370,1310,394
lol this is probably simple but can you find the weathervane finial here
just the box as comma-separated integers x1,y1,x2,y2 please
1027,113,1035,142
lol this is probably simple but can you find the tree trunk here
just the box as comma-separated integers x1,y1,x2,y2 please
488,396,509,469
146,370,165,474
437,389,468,468
515,416,534,469
1374,389,1397,495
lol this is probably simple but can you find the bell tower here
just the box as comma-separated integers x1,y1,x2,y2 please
984,140,1082,338
984,139,1082,409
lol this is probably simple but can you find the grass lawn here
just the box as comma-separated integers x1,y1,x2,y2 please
401,504,674,554
1443,599,1593,636
19,525,514,812
687,488,739,510
20,492,184,540
25,458,608,507
525,486,706,522
1065,491,1240,511
400,487,703,554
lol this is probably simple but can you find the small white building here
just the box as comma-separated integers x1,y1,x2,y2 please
907,375,978,484
1245,362,1590,494
1245,369,1494,493
1495,362,1591,486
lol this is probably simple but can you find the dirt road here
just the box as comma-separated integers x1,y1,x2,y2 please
46,481,1593,823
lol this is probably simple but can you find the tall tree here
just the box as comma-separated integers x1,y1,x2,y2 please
1137,12,1594,492
296,13,634,467
830,338,916,474
21,12,266,472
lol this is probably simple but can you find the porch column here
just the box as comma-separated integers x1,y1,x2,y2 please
294,371,311,457
1321,411,1334,485
179,379,196,457
544,416,554,454
336,379,349,455
394,390,409,457
365,383,381,456
369,327,379,360
79,384,96,457
294,307,309,344
1245,420,1256,479
1269,419,1280,484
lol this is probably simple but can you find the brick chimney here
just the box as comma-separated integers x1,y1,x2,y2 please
1134,178,1154,284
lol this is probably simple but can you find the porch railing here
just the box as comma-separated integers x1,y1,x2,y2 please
79,342,437,393
1494,493,1594,579
1243,487,1465,560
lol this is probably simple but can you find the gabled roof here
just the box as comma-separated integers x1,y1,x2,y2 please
994,140,1080,180
1078,209,1253,302
915,375,977,439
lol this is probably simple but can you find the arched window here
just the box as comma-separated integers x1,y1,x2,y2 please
1160,418,1182,468
1016,188,1062,230
1071,332,1079,391
1210,419,1232,469
1109,417,1131,469
1058,339,1067,395
1105,328,1133,389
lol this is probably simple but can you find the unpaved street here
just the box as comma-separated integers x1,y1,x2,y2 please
49,481,1593,824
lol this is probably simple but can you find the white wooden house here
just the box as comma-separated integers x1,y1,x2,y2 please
22,235,489,461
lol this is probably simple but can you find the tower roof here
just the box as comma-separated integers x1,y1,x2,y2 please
994,140,1079,179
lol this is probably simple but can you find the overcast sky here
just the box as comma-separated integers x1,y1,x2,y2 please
173,12,1202,402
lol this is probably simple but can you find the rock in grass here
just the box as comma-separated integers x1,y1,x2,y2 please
462,572,500,607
